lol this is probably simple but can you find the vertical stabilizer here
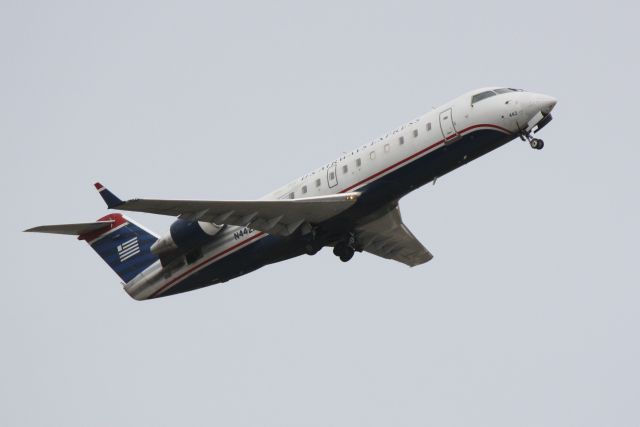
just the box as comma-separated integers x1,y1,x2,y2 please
78,213,159,283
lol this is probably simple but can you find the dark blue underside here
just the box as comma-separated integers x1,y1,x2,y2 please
157,129,514,298
91,223,158,283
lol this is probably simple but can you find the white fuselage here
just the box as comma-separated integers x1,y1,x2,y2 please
125,87,557,299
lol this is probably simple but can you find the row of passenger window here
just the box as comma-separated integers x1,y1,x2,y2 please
289,121,434,198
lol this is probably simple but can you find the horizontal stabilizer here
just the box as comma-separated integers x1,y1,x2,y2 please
24,221,114,236
24,213,160,284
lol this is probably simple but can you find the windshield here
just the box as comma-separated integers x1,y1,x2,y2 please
471,88,522,104
471,91,496,104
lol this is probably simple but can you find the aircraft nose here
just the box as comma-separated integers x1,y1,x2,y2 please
535,94,557,114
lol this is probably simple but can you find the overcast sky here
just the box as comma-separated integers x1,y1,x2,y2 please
2,1,639,426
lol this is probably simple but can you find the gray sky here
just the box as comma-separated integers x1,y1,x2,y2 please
2,1,639,426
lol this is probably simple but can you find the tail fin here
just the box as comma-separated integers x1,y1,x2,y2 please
79,213,159,283
25,213,159,283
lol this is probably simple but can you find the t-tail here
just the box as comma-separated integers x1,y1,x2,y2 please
24,187,159,287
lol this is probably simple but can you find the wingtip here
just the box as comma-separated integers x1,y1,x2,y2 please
94,182,124,209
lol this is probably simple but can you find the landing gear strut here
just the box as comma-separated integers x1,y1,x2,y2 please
333,233,356,262
520,131,544,150
302,226,321,256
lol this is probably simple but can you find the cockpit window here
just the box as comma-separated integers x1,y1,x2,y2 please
472,88,523,104
471,91,496,104
495,88,522,94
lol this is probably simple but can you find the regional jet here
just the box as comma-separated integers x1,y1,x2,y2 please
25,87,557,300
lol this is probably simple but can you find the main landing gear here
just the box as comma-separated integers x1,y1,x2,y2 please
304,242,321,256
303,229,358,262
520,131,544,150
333,233,356,262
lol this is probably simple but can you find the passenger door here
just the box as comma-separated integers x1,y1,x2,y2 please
439,108,460,143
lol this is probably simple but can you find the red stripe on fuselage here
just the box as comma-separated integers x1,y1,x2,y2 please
149,123,512,297
340,123,510,193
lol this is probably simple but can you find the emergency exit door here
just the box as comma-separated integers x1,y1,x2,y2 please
327,162,338,188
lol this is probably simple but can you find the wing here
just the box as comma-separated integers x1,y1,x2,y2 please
355,203,433,267
98,183,360,237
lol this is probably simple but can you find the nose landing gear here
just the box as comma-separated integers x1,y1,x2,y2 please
529,138,544,150
520,131,544,150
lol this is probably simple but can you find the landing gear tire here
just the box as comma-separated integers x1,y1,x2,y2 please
521,129,546,150
333,245,343,257
333,241,355,263
304,243,320,256
339,248,355,262
529,138,544,150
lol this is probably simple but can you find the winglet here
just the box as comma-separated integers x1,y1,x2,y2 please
94,182,123,209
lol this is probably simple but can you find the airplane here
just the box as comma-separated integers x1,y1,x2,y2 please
25,87,557,300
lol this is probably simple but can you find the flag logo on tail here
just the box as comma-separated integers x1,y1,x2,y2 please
117,237,140,262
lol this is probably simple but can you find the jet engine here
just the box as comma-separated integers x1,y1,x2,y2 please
150,219,223,257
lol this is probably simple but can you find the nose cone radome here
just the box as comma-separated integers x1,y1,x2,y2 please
535,94,557,114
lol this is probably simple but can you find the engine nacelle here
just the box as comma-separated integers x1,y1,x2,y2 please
150,219,223,256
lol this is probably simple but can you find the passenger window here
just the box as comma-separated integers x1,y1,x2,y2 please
427,122,431,131
370,151,376,160
356,158,362,167
302,185,307,194
289,192,294,199
329,172,335,180
413,129,418,138
342,165,348,174
384,144,390,153
315,178,321,187
399,136,404,145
